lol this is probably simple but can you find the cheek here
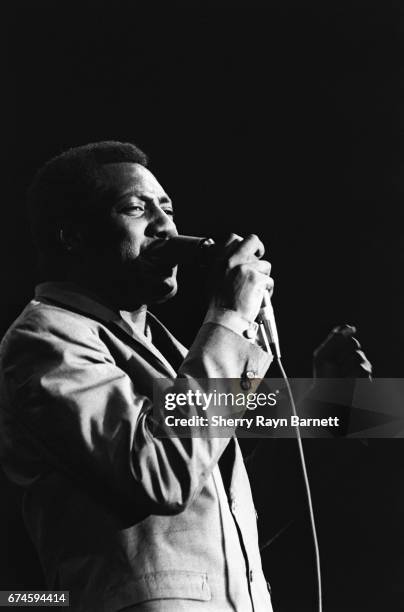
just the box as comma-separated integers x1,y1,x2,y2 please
104,220,145,261
118,235,142,261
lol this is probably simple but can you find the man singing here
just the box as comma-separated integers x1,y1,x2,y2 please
0,141,370,611
0,141,277,611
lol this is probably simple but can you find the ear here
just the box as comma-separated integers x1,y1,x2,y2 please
59,224,82,253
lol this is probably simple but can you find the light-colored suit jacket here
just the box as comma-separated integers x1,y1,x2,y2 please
0,283,273,612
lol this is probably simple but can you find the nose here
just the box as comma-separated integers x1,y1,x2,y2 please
146,203,178,239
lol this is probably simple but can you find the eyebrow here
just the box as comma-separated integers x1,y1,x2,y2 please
115,190,173,207
158,195,173,206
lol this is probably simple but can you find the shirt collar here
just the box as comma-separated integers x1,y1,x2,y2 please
35,282,125,328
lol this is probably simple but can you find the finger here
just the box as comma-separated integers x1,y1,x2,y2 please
237,263,274,285
224,233,243,245
244,259,272,275
264,275,275,292
332,324,357,337
355,350,373,373
342,351,373,378
228,234,266,267
266,276,275,297
222,233,244,259
257,275,275,298
334,335,362,352
314,331,361,360
327,324,361,350
351,336,361,349
358,361,373,378
236,264,274,297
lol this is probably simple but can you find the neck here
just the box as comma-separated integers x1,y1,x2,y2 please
66,268,146,313
60,277,148,333
120,305,148,335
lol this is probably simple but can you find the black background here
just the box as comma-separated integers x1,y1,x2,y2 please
2,1,404,611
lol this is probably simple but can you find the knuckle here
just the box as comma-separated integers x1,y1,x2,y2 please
261,260,272,274
332,324,356,337
248,268,259,282
356,350,371,366
248,233,265,254
227,252,242,268
227,255,237,269
238,263,255,280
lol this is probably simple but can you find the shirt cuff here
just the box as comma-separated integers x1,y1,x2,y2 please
203,306,259,343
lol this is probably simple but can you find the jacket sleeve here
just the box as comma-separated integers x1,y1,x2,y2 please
0,306,272,517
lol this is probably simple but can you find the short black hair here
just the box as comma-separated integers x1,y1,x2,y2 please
27,140,148,278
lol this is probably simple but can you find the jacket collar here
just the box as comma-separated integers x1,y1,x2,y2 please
34,282,187,377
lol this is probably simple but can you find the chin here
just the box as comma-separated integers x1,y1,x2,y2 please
120,273,178,308
141,265,178,304
148,278,178,304
114,260,177,306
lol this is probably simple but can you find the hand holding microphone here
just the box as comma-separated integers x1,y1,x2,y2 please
151,233,279,356
209,233,274,323
211,233,280,357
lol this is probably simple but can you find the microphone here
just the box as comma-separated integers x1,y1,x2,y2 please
153,235,281,358
258,291,281,358
147,235,217,266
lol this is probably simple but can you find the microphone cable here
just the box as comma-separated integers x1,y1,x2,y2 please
157,234,323,611
258,322,323,612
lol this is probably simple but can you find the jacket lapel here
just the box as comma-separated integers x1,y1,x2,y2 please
35,283,187,378
108,315,186,378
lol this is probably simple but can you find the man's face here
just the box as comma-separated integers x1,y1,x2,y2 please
82,162,178,308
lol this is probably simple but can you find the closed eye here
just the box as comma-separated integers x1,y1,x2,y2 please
162,208,175,218
121,204,145,216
